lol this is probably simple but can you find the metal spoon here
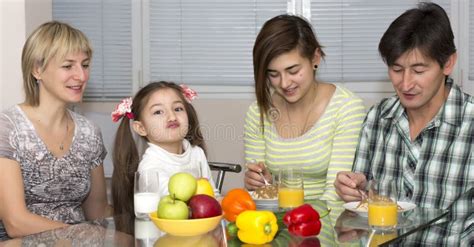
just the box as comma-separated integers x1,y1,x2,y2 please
259,172,271,186
250,159,270,186
358,188,368,201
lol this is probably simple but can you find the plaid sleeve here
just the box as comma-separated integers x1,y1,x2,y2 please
351,105,376,179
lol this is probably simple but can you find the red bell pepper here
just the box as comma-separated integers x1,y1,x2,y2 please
298,237,321,247
283,204,322,237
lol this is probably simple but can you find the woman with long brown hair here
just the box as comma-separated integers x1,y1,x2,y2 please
244,15,366,201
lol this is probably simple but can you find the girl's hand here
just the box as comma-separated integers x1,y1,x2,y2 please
244,161,271,191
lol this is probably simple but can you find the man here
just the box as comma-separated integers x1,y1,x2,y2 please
334,2,473,246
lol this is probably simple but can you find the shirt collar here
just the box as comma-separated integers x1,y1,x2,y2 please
381,78,465,127
147,139,191,156
380,96,404,121
435,79,464,126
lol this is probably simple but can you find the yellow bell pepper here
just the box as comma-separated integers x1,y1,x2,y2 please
235,210,278,245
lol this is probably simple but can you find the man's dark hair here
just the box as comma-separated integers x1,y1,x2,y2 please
379,2,456,68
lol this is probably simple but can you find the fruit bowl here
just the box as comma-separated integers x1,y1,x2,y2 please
149,212,223,236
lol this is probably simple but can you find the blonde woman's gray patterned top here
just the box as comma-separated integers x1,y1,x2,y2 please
0,105,106,240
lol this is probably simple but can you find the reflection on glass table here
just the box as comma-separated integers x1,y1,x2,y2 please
0,200,451,247
335,206,449,246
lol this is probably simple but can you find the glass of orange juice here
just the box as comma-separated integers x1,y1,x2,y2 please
278,167,304,210
368,180,398,230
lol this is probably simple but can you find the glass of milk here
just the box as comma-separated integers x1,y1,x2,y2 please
134,169,160,219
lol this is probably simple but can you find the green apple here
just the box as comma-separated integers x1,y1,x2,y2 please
157,195,189,220
168,172,197,202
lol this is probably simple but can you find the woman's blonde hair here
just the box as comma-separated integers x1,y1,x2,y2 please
21,21,92,106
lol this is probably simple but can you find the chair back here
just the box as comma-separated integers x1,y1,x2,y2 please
208,161,242,193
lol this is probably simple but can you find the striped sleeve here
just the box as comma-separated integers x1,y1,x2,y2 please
243,102,266,163
322,89,366,201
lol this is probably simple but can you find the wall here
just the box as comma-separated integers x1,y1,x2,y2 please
0,0,52,111
0,0,26,111
25,0,52,35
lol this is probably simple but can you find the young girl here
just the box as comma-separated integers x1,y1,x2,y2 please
111,81,218,218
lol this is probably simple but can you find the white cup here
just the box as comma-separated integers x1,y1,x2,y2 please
134,169,160,219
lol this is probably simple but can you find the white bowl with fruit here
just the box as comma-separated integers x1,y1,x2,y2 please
150,172,223,236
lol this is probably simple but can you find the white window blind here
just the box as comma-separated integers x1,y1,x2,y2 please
53,0,133,101
147,0,287,87
310,0,450,83
51,0,459,100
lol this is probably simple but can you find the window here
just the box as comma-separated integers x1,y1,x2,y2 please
311,0,447,82
53,0,472,101
53,0,133,101
147,0,287,88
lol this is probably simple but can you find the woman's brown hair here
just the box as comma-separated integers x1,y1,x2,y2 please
111,81,206,219
253,14,325,127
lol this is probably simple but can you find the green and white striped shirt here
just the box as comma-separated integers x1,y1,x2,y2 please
244,85,366,201
353,80,473,246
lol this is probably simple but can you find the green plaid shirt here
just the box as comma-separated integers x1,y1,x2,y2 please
353,80,473,246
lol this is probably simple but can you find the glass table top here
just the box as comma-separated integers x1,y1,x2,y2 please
2,199,453,246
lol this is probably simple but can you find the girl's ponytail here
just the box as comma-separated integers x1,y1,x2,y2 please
111,117,139,221
185,103,207,155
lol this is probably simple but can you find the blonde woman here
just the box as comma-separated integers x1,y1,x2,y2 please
0,21,109,240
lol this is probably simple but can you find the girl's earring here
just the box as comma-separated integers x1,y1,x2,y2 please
314,64,318,70
36,79,41,84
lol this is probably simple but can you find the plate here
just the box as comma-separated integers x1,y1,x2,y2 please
343,201,417,217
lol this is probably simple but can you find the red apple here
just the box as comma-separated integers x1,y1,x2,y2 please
188,194,222,219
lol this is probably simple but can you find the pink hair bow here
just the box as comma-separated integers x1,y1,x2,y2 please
111,97,135,122
180,84,198,103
